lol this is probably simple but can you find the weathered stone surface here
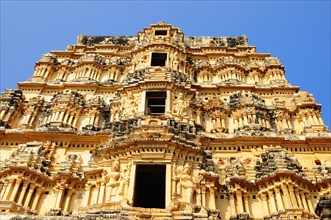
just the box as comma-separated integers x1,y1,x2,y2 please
0,22,330,220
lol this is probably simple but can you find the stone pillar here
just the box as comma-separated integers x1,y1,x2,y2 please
281,184,292,209
229,193,237,217
73,115,79,127
300,192,309,211
94,183,101,205
55,188,65,209
9,179,22,201
0,180,9,200
24,185,36,208
268,190,277,214
201,185,206,206
32,187,44,211
295,190,303,208
236,191,244,214
83,184,93,206
243,193,250,215
68,115,74,126
3,179,15,201
312,114,319,125
260,193,269,216
59,111,65,121
63,190,74,213
98,182,105,204
288,185,298,208
306,193,314,212
63,113,69,124
127,162,136,205
274,187,284,211
17,182,29,205
209,186,216,209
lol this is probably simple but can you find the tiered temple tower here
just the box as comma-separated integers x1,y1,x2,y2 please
0,22,330,220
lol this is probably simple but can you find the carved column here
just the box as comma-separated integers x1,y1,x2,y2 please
201,185,206,206
209,186,216,209
3,179,15,201
84,184,93,206
55,187,65,209
306,193,314,212
94,182,101,205
9,179,22,201
229,193,237,217
295,190,303,208
300,192,309,211
274,187,284,211
0,180,9,200
98,182,106,204
17,182,29,205
243,193,250,215
32,187,44,211
260,193,269,216
288,185,298,208
281,184,292,209
24,184,36,208
268,190,277,214
63,189,74,213
236,190,244,214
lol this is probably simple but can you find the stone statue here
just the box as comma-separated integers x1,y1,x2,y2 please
172,92,189,118
122,92,137,118
106,160,121,202
119,162,132,196
179,163,196,204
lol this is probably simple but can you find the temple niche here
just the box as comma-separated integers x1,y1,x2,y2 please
0,22,330,220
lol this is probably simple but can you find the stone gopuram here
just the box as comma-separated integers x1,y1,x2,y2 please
0,22,330,220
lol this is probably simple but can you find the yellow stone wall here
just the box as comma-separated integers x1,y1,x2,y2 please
0,22,330,219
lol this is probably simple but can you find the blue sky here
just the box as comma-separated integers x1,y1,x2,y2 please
1,1,330,127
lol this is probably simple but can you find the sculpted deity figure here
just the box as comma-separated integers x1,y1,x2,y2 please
106,160,121,202
118,162,132,196
179,163,195,204
172,93,189,118
123,91,137,118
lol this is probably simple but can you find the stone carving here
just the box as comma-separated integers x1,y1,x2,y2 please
0,22,330,220
0,89,24,128
20,96,44,129
178,163,196,204
105,160,121,202
172,92,190,118
315,195,331,220
255,148,304,179
122,91,138,119
226,157,245,178
60,154,82,173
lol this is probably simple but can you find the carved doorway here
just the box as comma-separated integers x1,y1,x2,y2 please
133,164,166,208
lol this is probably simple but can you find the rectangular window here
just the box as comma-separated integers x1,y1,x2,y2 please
155,30,168,36
151,53,167,66
134,164,166,208
146,91,166,116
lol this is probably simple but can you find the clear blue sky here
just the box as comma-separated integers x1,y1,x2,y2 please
1,1,330,127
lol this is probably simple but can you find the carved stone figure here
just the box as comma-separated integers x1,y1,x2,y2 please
106,160,121,202
179,163,196,204
172,92,189,118
122,91,137,119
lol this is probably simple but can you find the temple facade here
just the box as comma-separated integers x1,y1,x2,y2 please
0,22,330,220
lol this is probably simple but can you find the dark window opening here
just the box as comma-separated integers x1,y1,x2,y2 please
151,53,167,66
155,30,168,36
146,91,166,116
134,164,166,208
